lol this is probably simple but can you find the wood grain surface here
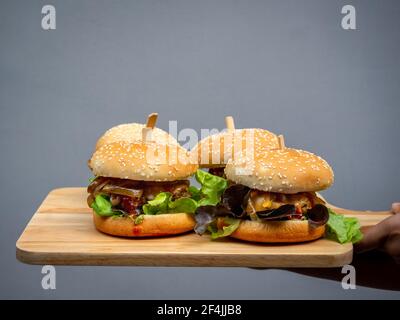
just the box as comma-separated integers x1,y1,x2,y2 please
16,188,392,267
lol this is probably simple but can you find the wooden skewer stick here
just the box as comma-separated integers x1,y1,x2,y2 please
142,127,153,142
142,113,158,142
225,116,235,131
146,113,158,129
278,135,285,149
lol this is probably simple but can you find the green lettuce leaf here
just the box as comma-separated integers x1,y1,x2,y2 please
90,195,121,217
88,176,98,183
141,170,228,215
208,217,240,240
142,192,198,215
168,197,198,213
195,169,228,206
188,185,202,201
134,214,145,225
142,192,171,215
326,208,363,244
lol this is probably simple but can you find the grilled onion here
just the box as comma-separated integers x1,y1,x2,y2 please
101,185,144,198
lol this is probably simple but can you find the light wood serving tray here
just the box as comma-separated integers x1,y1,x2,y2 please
16,188,392,267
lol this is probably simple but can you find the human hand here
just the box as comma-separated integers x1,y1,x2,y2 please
354,203,400,263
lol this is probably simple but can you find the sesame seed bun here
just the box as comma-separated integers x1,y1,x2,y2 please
89,141,198,181
95,123,178,150
93,212,195,237
191,128,279,168
230,220,325,243
225,148,334,194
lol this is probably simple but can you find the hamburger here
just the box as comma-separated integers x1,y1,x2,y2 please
190,116,279,178
194,139,336,243
87,139,198,237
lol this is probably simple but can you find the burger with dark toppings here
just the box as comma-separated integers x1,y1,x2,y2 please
194,141,363,244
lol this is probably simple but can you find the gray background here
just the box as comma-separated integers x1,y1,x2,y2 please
1,0,399,299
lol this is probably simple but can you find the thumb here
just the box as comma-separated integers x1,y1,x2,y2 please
391,203,400,214
354,215,395,253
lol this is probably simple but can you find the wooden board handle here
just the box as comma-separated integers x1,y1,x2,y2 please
326,204,393,217
326,204,393,231
317,193,393,217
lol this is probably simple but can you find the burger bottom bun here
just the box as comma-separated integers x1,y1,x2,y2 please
230,220,325,243
93,212,195,237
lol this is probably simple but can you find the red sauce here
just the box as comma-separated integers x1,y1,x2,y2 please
132,226,142,235
120,197,135,213
120,197,142,215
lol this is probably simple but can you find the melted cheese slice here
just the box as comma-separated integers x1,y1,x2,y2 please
246,191,324,213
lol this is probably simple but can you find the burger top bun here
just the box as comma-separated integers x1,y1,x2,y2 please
225,147,334,194
89,141,198,181
191,128,279,168
95,123,178,150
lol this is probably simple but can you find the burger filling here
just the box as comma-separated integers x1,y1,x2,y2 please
193,172,363,244
87,170,362,243
87,170,229,224
194,183,330,239
208,167,226,178
87,177,194,218
245,190,325,216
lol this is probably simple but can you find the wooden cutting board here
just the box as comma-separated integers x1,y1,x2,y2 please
16,188,392,268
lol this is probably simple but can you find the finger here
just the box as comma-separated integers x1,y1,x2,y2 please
354,215,395,253
383,233,400,264
391,203,400,214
